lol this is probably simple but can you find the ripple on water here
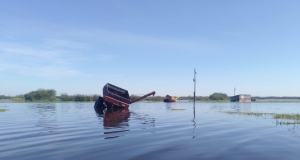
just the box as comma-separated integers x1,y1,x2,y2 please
1,102,300,160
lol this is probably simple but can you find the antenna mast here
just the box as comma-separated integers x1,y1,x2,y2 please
234,87,236,96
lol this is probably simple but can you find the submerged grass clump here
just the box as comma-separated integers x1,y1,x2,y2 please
225,111,274,117
225,111,300,125
276,121,300,125
274,114,300,120
0,109,8,112
171,108,186,111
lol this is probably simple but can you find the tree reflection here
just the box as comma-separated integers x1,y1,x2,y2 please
27,103,57,133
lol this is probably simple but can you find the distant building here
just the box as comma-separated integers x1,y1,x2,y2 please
231,94,251,102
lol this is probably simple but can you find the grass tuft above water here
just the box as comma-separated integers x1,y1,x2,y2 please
0,109,8,112
226,111,273,117
274,114,300,120
225,111,300,120
171,108,186,111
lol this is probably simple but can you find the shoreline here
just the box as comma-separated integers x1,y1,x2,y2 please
2,100,300,103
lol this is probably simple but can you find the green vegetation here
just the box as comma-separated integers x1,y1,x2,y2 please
178,96,210,101
145,96,165,102
131,94,229,102
251,96,300,102
225,111,274,117
130,95,139,101
7,89,100,102
209,93,230,101
131,95,167,102
225,111,300,124
253,96,300,100
58,93,99,102
5,90,300,103
171,108,186,111
0,109,8,112
11,95,25,102
23,89,57,101
132,95,300,102
274,114,300,120
0,95,12,99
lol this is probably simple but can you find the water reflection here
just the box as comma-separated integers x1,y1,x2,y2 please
103,109,130,128
276,121,300,135
229,103,251,113
4,103,300,160
210,102,252,113
165,102,186,110
287,124,299,135
165,102,174,110
95,107,155,139
95,108,129,139
27,103,57,134
192,103,196,139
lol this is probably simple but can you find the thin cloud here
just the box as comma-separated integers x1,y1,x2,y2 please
0,40,117,79
21,66,81,78
0,42,82,78
67,29,209,52
95,54,116,61
106,74,122,77
45,39,87,49
0,60,81,78
1,47,59,59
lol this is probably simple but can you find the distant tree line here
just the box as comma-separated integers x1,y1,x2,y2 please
10,89,100,102
130,93,229,102
252,96,300,100
209,93,230,100
8,89,300,103
58,93,99,102
23,89,57,101
0,95,12,99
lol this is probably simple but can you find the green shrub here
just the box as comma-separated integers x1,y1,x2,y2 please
23,89,56,101
209,92,229,100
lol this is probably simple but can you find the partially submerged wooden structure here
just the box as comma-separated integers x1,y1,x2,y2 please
230,94,251,102
94,83,155,110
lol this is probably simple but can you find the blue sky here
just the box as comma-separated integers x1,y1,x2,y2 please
1,0,300,97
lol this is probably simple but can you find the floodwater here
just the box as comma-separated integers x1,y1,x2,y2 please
1,102,300,160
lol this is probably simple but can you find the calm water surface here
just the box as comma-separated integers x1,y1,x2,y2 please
1,102,300,160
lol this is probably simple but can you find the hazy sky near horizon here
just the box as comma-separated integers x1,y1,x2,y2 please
1,0,300,97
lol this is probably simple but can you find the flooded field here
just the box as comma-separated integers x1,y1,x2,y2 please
1,102,300,160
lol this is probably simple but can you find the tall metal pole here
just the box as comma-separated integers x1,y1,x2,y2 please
193,68,197,103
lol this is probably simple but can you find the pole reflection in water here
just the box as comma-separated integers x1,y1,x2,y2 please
192,103,196,139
